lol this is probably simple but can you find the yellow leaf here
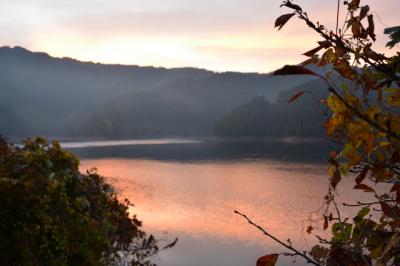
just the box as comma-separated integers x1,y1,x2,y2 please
327,94,346,113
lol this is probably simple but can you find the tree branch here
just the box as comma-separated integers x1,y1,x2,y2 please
283,0,400,82
234,210,322,266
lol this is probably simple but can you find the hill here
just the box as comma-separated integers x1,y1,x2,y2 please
0,46,313,139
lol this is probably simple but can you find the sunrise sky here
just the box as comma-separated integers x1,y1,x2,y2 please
0,0,398,73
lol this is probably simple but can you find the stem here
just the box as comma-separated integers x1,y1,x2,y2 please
336,0,340,35
234,210,322,266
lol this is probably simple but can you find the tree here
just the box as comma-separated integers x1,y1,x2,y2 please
0,137,175,265
237,1,400,265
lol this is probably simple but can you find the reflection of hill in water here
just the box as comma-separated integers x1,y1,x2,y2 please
68,138,332,163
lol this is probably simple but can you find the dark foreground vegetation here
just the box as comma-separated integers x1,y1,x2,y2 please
0,137,167,265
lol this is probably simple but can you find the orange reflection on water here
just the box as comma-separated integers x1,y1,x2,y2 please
80,159,331,248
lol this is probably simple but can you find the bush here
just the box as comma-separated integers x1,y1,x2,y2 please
0,137,160,265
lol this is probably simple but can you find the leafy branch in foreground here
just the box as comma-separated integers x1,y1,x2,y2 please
245,0,400,265
0,137,176,265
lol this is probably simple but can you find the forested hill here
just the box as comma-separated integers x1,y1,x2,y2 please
214,79,329,138
0,46,316,139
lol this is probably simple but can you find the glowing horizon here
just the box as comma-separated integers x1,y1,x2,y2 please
0,0,398,73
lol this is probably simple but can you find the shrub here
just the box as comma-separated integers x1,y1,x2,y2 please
0,137,160,265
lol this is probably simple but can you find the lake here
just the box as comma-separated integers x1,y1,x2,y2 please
66,138,370,266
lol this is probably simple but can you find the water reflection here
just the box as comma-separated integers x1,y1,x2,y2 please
75,140,375,266
80,159,333,265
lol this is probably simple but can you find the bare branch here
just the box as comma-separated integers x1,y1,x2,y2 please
234,210,322,266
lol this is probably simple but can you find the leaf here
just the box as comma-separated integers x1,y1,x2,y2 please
354,183,375,193
273,65,318,76
318,40,332,48
333,59,357,79
351,21,363,38
282,2,302,12
162,237,178,250
384,26,400,48
329,150,338,158
319,48,336,66
257,254,279,266
380,201,392,217
334,46,346,57
355,167,369,185
300,55,320,66
274,13,295,31
288,91,305,103
390,148,400,163
347,0,360,11
323,216,329,230
367,15,376,41
331,169,341,189
390,184,400,193
332,223,352,242
303,46,324,57
356,207,370,219
309,245,329,262
306,225,314,234
359,5,370,21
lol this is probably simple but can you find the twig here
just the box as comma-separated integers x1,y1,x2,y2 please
234,210,322,266
336,0,340,35
344,200,396,207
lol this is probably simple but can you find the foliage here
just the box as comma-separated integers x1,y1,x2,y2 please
385,26,400,49
257,0,400,265
0,136,167,265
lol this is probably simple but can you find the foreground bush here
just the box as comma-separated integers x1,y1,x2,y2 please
0,137,160,265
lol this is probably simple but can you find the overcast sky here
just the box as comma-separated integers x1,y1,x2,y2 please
0,0,398,72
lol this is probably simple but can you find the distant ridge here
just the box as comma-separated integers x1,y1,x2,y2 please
0,46,316,139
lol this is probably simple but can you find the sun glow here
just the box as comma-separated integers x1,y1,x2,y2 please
18,0,398,73
33,29,316,72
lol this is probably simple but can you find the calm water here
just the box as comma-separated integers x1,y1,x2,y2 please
68,138,371,266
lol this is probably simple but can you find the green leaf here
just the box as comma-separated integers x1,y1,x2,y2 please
332,223,352,242
357,207,370,219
